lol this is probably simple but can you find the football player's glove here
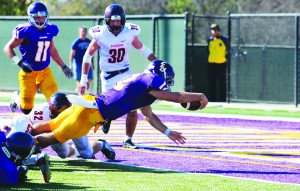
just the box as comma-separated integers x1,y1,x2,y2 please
61,64,73,79
17,60,33,73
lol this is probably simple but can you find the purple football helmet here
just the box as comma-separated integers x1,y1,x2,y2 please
3,132,35,162
27,2,49,28
146,60,175,87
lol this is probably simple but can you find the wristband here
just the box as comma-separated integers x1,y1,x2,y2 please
80,74,88,85
61,64,67,68
82,53,93,64
164,128,171,136
12,55,21,64
137,45,153,59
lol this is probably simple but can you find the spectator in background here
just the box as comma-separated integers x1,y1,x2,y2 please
69,26,94,94
207,24,228,102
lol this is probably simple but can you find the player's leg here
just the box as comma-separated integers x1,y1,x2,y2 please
50,143,72,159
72,136,93,159
93,139,116,160
18,70,38,114
38,67,58,100
208,64,217,102
217,64,227,102
21,153,51,183
123,110,139,149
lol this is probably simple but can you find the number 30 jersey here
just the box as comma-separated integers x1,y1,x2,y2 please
13,23,59,71
89,23,141,72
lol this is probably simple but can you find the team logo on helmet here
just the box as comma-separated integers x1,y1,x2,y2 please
146,60,175,90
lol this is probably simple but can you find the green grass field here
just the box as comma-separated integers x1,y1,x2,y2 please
2,157,300,191
1,95,300,190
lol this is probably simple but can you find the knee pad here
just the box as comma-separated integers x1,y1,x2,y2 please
78,148,93,159
51,144,69,159
20,108,32,115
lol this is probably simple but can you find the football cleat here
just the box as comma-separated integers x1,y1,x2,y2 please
123,139,139,149
101,120,111,134
98,139,115,160
9,91,20,112
37,153,51,183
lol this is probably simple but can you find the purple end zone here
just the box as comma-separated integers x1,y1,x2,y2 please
2,105,299,185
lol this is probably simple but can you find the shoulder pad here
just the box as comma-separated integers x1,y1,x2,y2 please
14,23,31,39
89,25,103,39
47,23,59,36
124,23,141,36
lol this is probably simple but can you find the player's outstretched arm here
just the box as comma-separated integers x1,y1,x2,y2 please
149,90,208,110
140,106,186,144
30,122,51,136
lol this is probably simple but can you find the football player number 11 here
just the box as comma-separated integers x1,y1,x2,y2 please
35,41,51,62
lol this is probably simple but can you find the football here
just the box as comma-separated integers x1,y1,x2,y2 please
180,101,201,111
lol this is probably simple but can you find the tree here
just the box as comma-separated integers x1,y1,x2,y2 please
0,0,34,16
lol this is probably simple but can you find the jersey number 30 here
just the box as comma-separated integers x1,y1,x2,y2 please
109,48,125,63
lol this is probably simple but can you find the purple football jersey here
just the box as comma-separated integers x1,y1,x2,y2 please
14,23,59,71
95,72,169,120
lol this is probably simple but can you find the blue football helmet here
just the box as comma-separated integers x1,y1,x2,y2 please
2,132,35,162
104,4,126,34
27,2,49,28
48,92,71,119
146,60,175,87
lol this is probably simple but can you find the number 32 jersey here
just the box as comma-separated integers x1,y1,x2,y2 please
89,23,141,72
13,23,59,71
0,103,51,137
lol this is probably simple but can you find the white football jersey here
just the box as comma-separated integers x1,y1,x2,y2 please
0,103,51,137
0,115,32,137
89,23,141,72
29,102,51,124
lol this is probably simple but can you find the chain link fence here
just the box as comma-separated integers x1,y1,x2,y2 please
187,13,300,106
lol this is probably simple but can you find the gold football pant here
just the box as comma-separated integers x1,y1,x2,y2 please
49,94,104,143
19,67,58,110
